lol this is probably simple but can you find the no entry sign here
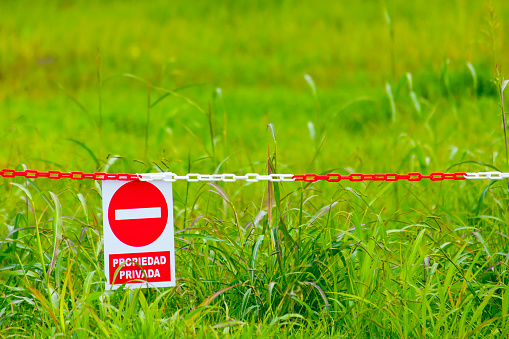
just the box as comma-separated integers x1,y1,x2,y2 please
102,179,175,289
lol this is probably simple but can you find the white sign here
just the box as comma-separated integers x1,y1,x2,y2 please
102,179,175,289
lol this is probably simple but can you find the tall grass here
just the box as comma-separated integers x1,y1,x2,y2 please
2,70,509,336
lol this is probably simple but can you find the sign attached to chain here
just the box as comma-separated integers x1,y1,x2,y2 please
102,179,175,289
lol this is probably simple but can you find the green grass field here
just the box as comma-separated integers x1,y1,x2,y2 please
2,0,509,337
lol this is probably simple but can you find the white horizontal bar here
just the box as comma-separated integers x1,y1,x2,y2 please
115,207,161,221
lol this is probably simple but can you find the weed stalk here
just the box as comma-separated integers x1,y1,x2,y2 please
494,66,508,190
96,50,103,139
145,85,151,159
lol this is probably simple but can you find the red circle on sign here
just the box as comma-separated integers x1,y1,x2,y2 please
108,181,168,247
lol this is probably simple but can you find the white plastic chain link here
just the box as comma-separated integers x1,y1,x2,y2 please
464,172,509,179
137,171,509,182
137,172,295,182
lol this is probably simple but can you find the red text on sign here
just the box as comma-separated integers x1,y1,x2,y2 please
109,251,171,284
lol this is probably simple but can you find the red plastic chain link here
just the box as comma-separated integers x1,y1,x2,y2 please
0,169,139,181
292,172,467,182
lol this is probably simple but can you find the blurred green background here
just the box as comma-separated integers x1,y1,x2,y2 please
1,0,508,177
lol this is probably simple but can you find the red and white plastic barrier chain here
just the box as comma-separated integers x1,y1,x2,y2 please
0,169,508,182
